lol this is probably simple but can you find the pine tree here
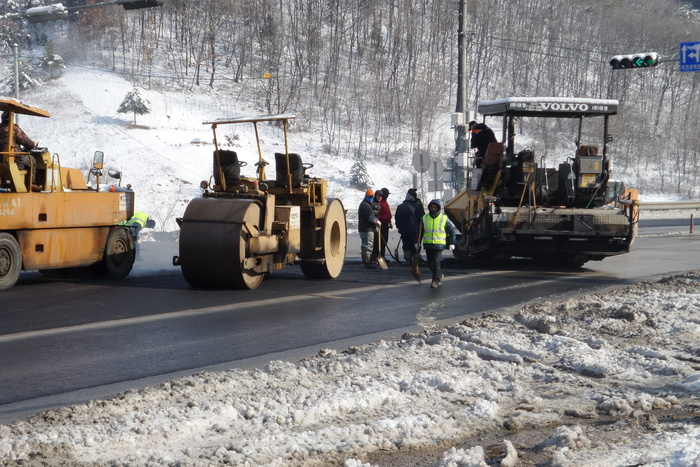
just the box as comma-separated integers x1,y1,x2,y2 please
349,151,372,190
117,88,151,125
41,41,65,80
5,60,40,93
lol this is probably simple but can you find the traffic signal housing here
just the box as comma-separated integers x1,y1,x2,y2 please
121,0,164,9
25,5,68,23
609,53,659,70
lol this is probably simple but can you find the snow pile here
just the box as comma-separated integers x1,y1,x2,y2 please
1,272,699,466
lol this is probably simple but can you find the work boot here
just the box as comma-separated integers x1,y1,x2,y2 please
404,252,413,266
362,251,375,268
430,280,440,289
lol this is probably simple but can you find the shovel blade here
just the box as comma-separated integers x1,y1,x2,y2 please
411,262,421,283
377,256,389,270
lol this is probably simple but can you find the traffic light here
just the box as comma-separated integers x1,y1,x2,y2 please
609,53,659,70
121,0,164,10
24,5,68,23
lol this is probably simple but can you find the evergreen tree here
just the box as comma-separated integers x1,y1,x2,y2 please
41,41,65,80
349,152,372,190
117,88,151,125
4,59,40,94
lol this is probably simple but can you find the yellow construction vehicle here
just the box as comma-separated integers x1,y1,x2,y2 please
173,114,347,289
445,97,639,267
0,97,141,290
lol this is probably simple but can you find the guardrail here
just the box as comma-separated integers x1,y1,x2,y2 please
639,201,700,210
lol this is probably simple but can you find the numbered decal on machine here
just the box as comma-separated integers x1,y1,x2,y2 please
0,197,20,216
119,193,128,211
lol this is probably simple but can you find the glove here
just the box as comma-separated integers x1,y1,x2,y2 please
449,244,455,251
414,243,421,251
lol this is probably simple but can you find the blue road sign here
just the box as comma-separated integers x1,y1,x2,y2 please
680,41,700,72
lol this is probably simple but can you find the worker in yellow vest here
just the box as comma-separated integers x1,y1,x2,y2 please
118,211,151,236
418,199,457,289
117,211,153,260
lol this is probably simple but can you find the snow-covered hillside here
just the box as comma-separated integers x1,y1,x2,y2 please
18,67,419,235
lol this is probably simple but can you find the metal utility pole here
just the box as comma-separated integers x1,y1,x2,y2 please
14,43,20,100
454,0,469,192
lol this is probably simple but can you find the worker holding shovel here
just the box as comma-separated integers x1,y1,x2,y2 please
358,189,383,268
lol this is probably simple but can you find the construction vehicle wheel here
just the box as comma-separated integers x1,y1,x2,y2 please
566,254,589,268
534,254,588,268
300,198,347,279
0,233,22,291
178,198,264,290
103,227,136,280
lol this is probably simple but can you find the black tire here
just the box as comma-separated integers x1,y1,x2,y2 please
0,233,22,291
566,254,589,268
103,227,136,280
533,254,588,268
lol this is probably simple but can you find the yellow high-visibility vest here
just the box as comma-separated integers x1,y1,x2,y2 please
422,214,447,245
118,211,149,229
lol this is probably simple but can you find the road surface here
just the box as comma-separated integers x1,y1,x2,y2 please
0,221,697,424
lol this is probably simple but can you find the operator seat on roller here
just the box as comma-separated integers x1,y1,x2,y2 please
215,150,240,186
275,152,304,188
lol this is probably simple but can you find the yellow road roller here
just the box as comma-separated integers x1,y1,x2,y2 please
1,97,142,291
173,114,347,289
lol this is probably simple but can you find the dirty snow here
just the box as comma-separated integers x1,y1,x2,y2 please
1,272,699,466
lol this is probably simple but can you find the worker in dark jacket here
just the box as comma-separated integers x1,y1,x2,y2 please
358,189,380,268
418,199,457,288
395,188,423,265
469,121,497,168
1,111,41,191
0,111,36,153
408,188,424,218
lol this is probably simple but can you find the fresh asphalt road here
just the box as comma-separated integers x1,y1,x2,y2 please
0,219,698,423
